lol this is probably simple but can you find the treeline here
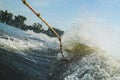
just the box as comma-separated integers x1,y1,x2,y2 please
0,10,64,37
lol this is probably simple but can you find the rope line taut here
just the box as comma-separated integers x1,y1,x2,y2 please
22,0,64,58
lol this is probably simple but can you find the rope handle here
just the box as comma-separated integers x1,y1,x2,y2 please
22,0,64,58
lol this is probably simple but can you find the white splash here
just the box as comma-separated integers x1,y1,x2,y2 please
0,23,59,51
0,23,120,80
64,53,120,80
62,20,120,59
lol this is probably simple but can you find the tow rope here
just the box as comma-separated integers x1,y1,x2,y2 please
22,0,64,58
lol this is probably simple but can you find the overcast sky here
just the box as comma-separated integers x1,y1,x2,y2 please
0,0,120,59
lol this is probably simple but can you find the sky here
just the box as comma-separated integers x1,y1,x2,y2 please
0,0,120,59
0,0,120,30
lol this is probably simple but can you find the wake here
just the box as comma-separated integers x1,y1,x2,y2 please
0,23,120,80
60,22,120,80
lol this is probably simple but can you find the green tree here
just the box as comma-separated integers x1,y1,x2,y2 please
32,23,43,33
13,15,26,28
0,10,13,25
6,13,13,25
0,10,7,23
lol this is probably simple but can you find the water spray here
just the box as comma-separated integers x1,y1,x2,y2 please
22,0,65,59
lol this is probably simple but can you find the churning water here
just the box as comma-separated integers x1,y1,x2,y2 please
0,22,120,80
61,21,120,80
